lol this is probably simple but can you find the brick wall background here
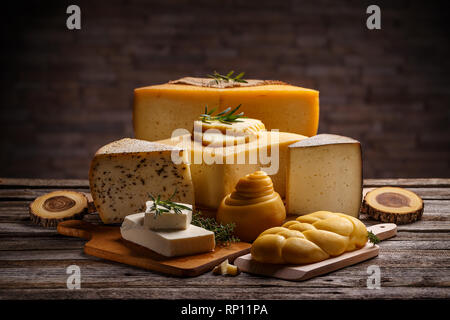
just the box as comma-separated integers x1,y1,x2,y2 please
1,0,449,179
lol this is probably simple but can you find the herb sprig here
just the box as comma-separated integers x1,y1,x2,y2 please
207,70,247,84
368,231,380,244
147,189,192,218
191,212,240,245
199,104,246,125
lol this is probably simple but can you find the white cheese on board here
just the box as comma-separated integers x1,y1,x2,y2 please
89,138,195,224
120,212,215,257
144,201,192,230
286,134,363,218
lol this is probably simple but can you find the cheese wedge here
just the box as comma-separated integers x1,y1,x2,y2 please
286,134,363,217
158,131,306,209
133,78,319,141
89,138,195,224
121,212,215,257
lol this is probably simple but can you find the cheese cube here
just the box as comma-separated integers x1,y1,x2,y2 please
286,134,363,218
158,131,306,209
89,138,195,224
133,79,319,141
120,212,215,257
144,201,192,230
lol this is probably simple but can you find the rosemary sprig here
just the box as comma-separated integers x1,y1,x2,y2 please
191,212,240,245
207,70,248,84
199,104,246,125
368,231,380,244
147,189,192,218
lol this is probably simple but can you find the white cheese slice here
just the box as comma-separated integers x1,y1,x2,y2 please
120,212,215,257
144,201,192,230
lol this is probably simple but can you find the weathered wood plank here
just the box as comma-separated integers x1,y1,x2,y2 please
0,215,103,234
0,186,448,202
361,218,450,232
0,237,87,251
363,187,450,200
363,178,450,188
0,189,90,201
1,178,449,189
1,248,448,268
1,235,448,251
0,264,448,289
0,178,89,188
1,286,449,300
0,249,92,261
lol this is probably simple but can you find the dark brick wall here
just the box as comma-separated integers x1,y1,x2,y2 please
1,0,449,179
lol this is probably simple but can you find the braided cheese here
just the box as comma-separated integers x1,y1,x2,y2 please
251,211,368,264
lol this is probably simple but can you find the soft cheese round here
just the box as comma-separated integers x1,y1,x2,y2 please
251,211,368,264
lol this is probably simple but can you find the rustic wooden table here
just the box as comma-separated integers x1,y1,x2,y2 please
0,178,449,300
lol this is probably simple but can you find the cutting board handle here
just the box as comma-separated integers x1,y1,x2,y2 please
367,223,397,241
57,220,97,240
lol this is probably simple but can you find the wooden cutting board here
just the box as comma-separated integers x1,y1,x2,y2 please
235,223,397,281
57,220,251,277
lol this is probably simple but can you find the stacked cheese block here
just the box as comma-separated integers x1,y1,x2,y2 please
133,77,319,141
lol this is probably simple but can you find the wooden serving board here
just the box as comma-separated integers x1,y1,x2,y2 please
57,220,251,277
235,223,397,281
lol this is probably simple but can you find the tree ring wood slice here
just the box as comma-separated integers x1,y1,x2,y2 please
29,190,89,228
362,187,424,224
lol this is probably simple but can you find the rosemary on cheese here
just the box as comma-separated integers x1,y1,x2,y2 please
199,104,246,125
147,189,191,218
207,70,247,84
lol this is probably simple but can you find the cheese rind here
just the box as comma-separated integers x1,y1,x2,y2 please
120,212,215,257
89,138,195,224
286,134,363,218
144,201,192,230
133,82,319,141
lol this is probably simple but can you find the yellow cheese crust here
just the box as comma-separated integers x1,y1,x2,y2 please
133,83,319,141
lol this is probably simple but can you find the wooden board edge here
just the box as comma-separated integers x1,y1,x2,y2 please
84,242,251,277
235,245,380,281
